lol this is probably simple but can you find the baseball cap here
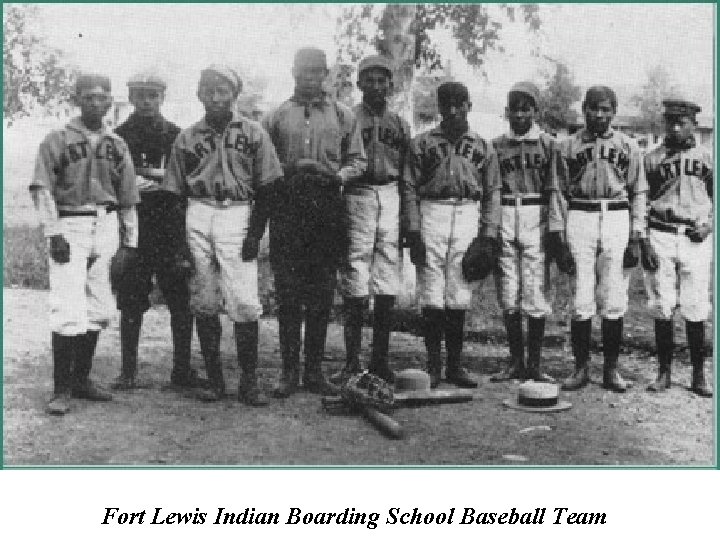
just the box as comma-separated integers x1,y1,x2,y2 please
75,72,111,95
358,55,393,78
199,64,242,94
293,47,328,70
437,82,469,105
508,81,540,107
127,71,167,91
662,96,701,117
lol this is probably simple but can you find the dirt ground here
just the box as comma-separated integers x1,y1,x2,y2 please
2,284,714,467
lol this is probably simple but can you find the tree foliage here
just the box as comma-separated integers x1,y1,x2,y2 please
630,66,680,135
3,4,76,123
537,60,581,133
335,3,541,74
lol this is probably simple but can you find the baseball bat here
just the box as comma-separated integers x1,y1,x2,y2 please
360,404,404,440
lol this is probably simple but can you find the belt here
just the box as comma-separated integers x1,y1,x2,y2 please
420,197,477,205
649,219,688,234
58,206,117,218
569,199,629,212
501,195,547,206
193,198,250,207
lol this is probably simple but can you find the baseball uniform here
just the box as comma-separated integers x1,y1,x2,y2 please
559,112,648,392
644,98,713,397
31,111,139,413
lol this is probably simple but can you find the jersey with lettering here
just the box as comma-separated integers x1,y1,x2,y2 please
644,139,713,227
492,127,566,232
560,128,647,233
162,113,282,201
115,113,181,193
31,117,139,208
405,127,501,235
262,95,366,181
352,102,410,186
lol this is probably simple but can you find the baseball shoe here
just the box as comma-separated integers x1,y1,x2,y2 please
73,380,112,401
561,365,590,391
446,366,478,388
46,393,72,415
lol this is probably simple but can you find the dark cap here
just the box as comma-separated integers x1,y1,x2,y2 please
293,47,328,70
662,97,701,117
358,55,393,78
437,82,469,105
508,81,540,107
127,71,167,91
199,64,242,94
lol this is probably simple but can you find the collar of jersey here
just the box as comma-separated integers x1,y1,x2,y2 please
580,127,614,142
66,116,112,139
430,125,475,141
125,112,167,132
505,124,541,142
360,100,388,117
195,112,243,134
290,92,330,109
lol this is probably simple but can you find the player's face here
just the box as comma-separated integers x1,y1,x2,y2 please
583,98,615,136
664,114,696,145
358,68,392,106
438,99,470,123
506,94,537,136
77,85,112,125
198,81,236,117
130,87,164,118
293,66,328,95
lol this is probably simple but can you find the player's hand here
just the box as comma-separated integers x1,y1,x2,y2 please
639,237,659,272
545,231,575,276
405,231,426,267
49,234,70,263
110,246,140,291
462,235,498,281
241,235,260,261
686,222,712,243
623,236,641,269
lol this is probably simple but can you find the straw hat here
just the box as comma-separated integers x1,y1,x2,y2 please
503,381,571,413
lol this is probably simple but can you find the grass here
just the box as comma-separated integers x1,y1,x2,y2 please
3,225,49,289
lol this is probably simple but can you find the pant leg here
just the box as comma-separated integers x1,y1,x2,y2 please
678,232,712,322
597,208,631,320
371,183,401,297
644,228,679,321
567,209,600,320
446,202,479,309
186,200,222,318
213,204,262,323
518,205,551,318
86,210,119,332
497,204,521,313
418,201,452,309
48,217,93,336
341,189,378,299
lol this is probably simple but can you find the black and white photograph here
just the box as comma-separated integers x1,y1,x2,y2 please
2,2,715,468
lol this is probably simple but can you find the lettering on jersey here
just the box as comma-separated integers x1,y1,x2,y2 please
59,139,122,170
361,125,405,152
499,152,545,175
657,157,710,182
188,126,260,162
419,136,486,172
569,143,630,177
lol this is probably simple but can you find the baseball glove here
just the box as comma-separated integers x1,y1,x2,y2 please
341,372,395,413
462,235,498,282
110,246,140,292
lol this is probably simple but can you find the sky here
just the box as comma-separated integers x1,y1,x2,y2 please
31,3,715,117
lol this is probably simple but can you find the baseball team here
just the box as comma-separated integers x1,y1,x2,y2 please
30,47,714,417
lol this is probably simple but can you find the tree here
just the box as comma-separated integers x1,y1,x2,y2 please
537,60,581,133
3,4,76,123
630,66,680,135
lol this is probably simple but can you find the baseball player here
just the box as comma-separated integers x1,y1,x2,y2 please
334,54,411,384
559,85,648,393
30,73,139,415
643,97,713,397
490,81,572,383
162,65,283,405
112,71,204,390
262,47,366,398
404,82,501,389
